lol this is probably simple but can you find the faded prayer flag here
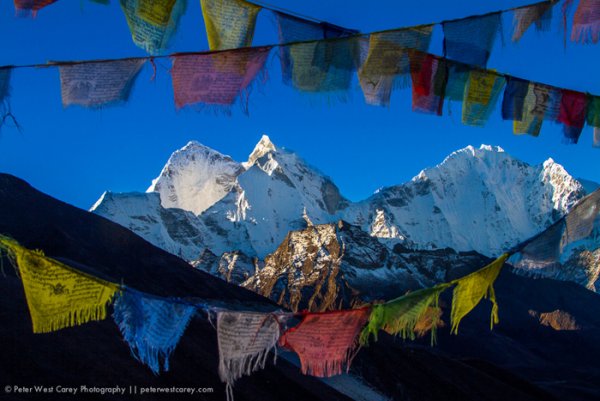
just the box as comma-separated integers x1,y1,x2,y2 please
513,83,544,136
279,308,370,377
112,290,196,374
0,236,119,334
276,13,359,93
120,0,185,54
170,46,271,111
359,26,433,106
450,254,509,334
14,0,58,16
587,95,600,147
571,0,600,44
217,311,283,401
558,89,588,143
512,1,554,42
462,69,506,126
200,0,261,50
59,59,146,108
510,189,600,280
501,77,529,121
442,13,502,67
360,284,451,346
410,53,445,116
443,63,470,102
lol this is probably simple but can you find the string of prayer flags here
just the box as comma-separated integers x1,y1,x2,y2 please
201,0,261,51
13,0,59,17
410,53,445,116
442,13,502,67
558,89,588,143
217,311,284,401
120,0,184,54
0,236,119,333
462,69,506,126
502,77,530,121
170,46,270,112
276,13,359,93
512,1,555,42
450,253,509,334
279,308,370,378
360,284,452,347
571,0,600,43
59,59,146,108
359,26,434,106
509,189,600,278
112,290,196,375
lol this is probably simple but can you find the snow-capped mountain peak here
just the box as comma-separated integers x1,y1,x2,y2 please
244,134,277,169
146,141,244,215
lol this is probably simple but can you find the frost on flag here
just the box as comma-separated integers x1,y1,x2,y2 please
120,0,185,54
571,0,600,44
59,59,145,108
217,311,283,401
279,308,370,378
512,1,554,42
0,236,119,334
113,290,196,374
462,69,506,126
13,0,59,17
359,25,433,106
170,46,271,112
200,0,261,50
276,13,359,93
509,189,600,282
442,13,501,67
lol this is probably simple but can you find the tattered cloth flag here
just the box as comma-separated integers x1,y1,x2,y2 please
443,63,470,102
462,69,506,126
120,0,185,54
14,0,59,17
513,82,544,136
276,13,359,93
217,311,284,401
571,0,600,44
558,89,588,143
510,189,600,279
512,1,554,42
501,77,530,121
587,95,600,147
359,26,434,106
0,236,119,334
279,308,370,378
200,0,261,50
360,284,452,347
442,12,502,67
410,53,445,116
59,59,146,108
450,253,509,334
170,46,271,112
112,289,196,374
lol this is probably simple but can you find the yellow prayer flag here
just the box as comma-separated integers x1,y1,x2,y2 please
450,253,509,334
201,0,261,50
0,236,119,333
137,0,176,27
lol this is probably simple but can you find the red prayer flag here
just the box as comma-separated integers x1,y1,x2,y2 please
279,308,370,378
558,90,588,143
14,0,58,16
410,53,444,116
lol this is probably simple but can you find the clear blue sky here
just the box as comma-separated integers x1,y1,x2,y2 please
0,0,598,210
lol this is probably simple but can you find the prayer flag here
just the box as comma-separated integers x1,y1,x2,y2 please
512,2,554,42
558,89,588,143
410,53,444,115
462,69,506,126
200,0,261,50
113,290,196,374
0,236,119,334
450,254,509,334
170,46,270,112
279,308,370,377
59,59,145,108
571,0,600,43
442,13,502,67
14,0,58,16
501,77,529,121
